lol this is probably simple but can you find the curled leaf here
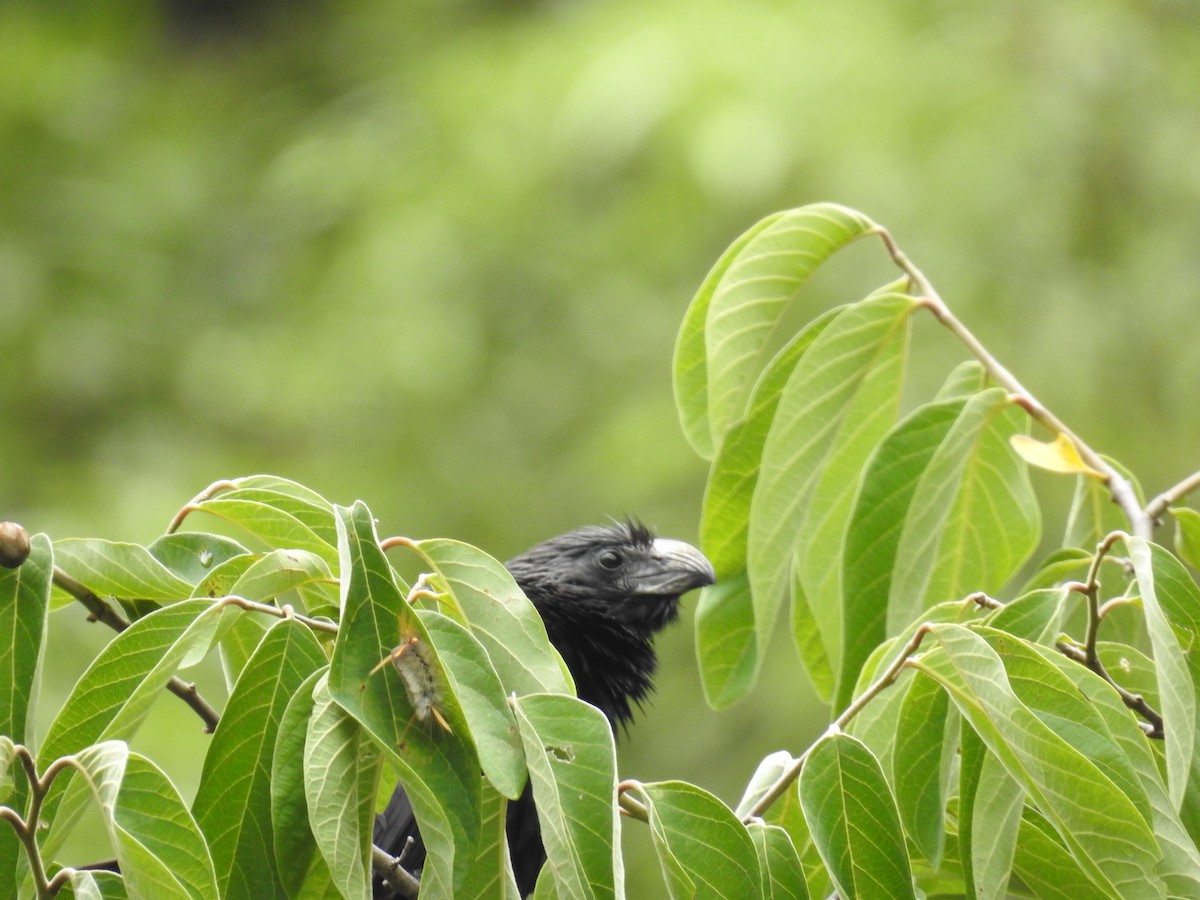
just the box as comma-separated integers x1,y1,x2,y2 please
1010,433,1104,478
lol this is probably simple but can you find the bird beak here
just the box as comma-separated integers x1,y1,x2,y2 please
631,539,717,597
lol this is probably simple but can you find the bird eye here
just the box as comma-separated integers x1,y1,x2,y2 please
598,549,623,570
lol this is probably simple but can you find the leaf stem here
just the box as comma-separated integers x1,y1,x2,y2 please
872,227,1152,540
740,624,932,821
616,780,650,822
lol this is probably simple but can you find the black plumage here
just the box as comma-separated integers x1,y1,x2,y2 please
372,521,715,898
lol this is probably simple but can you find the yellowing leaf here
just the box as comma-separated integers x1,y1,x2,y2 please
1010,433,1104,478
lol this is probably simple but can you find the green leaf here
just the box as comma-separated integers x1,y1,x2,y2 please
674,210,785,459
1172,507,1200,571
838,399,964,710
749,292,915,697
640,780,762,900
912,623,1163,896
1128,537,1200,810
147,532,249,587
1010,807,1099,900
1035,640,1200,895
182,476,339,566
1063,456,1141,550
53,539,192,600
887,389,1040,634
892,671,955,866
701,307,842,577
304,674,381,900
983,587,1068,643
408,538,573,697
513,693,622,900
225,548,335,602
59,869,128,900
674,203,881,456
735,750,798,820
694,573,756,709
798,732,914,899
1015,548,1091,594
192,617,328,900
419,609,526,800
453,781,523,900
327,503,480,896
962,733,1024,900
270,668,333,898
694,308,841,707
748,821,811,900
934,360,986,400
39,599,233,858
70,741,219,900
0,529,49,802
977,629,1152,825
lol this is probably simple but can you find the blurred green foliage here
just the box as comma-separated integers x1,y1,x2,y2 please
3,0,1200,891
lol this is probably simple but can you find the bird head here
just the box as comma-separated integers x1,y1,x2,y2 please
505,520,715,726
505,520,715,631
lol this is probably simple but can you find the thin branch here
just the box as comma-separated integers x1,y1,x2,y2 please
1057,531,1163,737
1,746,71,899
213,596,339,635
1056,641,1163,738
1146,468,1200,523
371,843,420,899
873,227,1152,540
164,479,238,534
53,566,222,732
741,624,933,822
52,567,130,634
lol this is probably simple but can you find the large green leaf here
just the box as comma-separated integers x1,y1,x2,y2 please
147,532,249,587
53,539,192,600
407,538,573,697
513,693,622,900
304,675,381,900
1036,641,1200,896
798,732,914,900
419,609,526,801
972,754,1024,900
838,399,964,710
453,781,523,900
748,821,810,900
887,389,1039,633
1128,537,1200,811
701,307,842,577
640,780,762,900
191,617,327,900
327,503,480,896
694,308,841,708
179,476,339,566
674,203,881,457
1010,807,1099,899
912,624,1163,896
891,671,955,867
748,292,915,697
39,599,233,859
1172,507,1200,570
270,668,333,899
70,741,219,900
0,533,50,900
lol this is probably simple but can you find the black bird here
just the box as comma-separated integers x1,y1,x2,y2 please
372,520,716,898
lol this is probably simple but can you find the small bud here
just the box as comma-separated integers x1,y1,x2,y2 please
0,522,32,568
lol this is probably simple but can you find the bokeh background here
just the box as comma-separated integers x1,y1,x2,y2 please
4,0,1200,890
